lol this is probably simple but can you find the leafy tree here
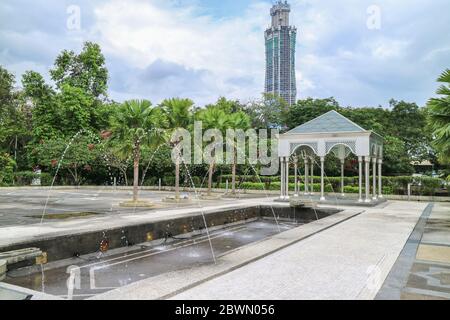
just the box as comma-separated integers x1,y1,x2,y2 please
196,105,229,196
160,98,194,200
21,70,59,140
50,42,108,99
109,100,167,202
95,101,121,131
0,66,15,116
56,84,94,136
286,97,340,130
245,93,288,129
140,144,174,184
22,70,54,101
0,66,17,148
382,136,414,175
341,106,391,134
226,111,250,194
102,142,131,186
34,136,100,186
0,66,29,165
427,69,450,163
0,152,16,185
389,99,429,161
215,97,243,113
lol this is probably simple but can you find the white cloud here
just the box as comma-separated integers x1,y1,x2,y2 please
368,39,410,59
0,0,449,107
92,0,269,104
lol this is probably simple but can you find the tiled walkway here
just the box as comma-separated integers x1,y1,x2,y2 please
171,201,428,300
377,202,450,300
400,203,450,300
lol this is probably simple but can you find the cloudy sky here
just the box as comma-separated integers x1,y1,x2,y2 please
1,0,449,107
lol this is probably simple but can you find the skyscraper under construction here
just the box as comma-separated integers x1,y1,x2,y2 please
264,1,297,106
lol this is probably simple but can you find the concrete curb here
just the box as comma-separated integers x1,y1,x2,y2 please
1,186,448,201
0,259,6,281
0,282,63,300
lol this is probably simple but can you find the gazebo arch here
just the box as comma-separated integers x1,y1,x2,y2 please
290,145,318,197
291,144,317,157
291,143,319,156
278,110,384,203
326,142,356,156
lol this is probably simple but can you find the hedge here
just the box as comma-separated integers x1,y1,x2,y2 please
13,171,52,186
219,175,444,195
218,182,334,193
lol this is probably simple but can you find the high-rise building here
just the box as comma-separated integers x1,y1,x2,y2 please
264,1,297,106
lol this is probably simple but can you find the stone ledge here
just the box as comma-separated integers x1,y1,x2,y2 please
0,248,42,265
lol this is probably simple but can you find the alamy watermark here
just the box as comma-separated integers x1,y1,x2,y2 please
366,5,381,30
66,5,81,31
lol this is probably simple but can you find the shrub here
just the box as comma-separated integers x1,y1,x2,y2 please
344,186,359,194
13,171,52,186
0,153,15,185
163,175,175,186
187,176,201,187
142,176,159,186
194,174,444,196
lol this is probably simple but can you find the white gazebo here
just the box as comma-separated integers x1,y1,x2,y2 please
278,110,384,203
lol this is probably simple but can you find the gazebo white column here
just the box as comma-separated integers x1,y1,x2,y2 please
304,158,309,195
358,157,363,202
310,159,314,194
285,156,290,200
280,157,284,199
320,156,325,201
364,156,371,203
372,157,377,200
378,159,383,198
294,156,298,197
340,159,345,197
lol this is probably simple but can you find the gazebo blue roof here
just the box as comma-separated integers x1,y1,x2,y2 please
287,110,367,134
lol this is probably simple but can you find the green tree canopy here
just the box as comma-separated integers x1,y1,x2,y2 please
427,69,450,163
286,97,340,130
50,42,108,99
109,100,167,201
33,135,101,186
245,93,288,129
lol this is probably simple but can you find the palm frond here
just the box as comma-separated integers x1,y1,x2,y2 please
437,69,450,84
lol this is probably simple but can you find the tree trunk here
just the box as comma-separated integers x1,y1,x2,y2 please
133,145,140,202
120,169,128,186
175,155,180,200
75,166,78,187
68,167,77,187
14,135,17,161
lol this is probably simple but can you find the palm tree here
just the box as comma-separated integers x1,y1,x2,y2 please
196,106,229,196
160,98,194,200
110,100,167,202
226,111,250,195
427,69,450,162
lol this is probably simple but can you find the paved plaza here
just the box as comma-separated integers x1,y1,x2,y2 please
0,187,449,300
0,187,263,227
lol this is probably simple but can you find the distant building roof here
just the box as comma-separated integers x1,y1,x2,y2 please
287,110,367,134
411,160,433,166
